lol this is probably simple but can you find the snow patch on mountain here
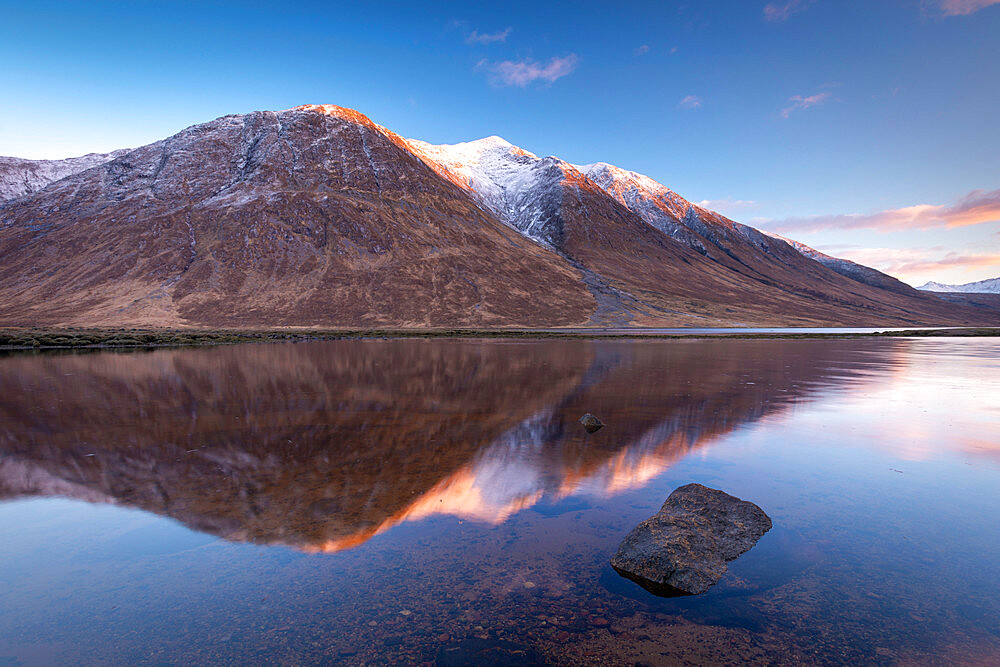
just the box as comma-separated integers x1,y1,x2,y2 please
577,161,785,261
404,135,569,248
0,150,130,202
919,277,1000,294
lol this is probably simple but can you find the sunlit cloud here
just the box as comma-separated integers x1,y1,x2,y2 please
932,0,1000,16
759,189,1000,233
780,91,832,118
479,54,579,87
465,27,512,45
634,44,650,55
764,0,814,22
828,246,1000,284
678,95,703,109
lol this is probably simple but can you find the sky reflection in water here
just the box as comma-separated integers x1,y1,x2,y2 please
0,338,998,664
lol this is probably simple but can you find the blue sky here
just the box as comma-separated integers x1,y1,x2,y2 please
1,0,998,285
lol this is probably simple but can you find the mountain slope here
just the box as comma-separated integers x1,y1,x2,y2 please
761,231,919,296
0,150,129,202
407,137,996,326
0,103,996,328
919,277,1000,293
0,105,593,327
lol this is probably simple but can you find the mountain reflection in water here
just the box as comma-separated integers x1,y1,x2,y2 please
0,338,898,552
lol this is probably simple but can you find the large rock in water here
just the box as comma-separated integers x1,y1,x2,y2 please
611,483,772,596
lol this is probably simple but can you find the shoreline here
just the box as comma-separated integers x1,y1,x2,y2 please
1,326,998,351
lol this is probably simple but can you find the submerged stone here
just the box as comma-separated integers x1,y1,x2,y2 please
611,483,772,596
579,413,604,433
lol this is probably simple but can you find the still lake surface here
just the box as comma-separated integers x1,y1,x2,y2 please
1,337,998,665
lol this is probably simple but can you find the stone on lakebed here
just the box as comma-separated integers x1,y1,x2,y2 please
579,413,604,433
611,483,772,596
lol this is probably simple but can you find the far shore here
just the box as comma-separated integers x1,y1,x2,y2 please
0,326,998,351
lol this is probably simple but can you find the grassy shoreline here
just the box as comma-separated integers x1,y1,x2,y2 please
0,326,998,351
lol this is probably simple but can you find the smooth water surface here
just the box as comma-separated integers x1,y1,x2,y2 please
1,338,998,665
548,327,953,335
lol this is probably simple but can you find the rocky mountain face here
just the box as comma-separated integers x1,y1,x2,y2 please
919,276,1000,294
0,103,995,328
0,150,129,202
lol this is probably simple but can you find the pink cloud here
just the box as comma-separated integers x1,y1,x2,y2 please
480,55,579,87
780,91,832,118
933,0,1000,16
764,0,814,22
831,247,1000,284
761,189,1000,233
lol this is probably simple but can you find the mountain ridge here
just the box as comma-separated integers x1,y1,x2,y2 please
919,277,1000,294
0,104,996,328
0,149,130,202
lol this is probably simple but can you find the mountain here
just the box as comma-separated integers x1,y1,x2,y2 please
405,131,997,326
763,231,917,295
0,103,996,328
0,150,129,202
918,277,1000,294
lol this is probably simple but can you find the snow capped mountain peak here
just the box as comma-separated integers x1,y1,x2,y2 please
574,160,713,248
576,161,674,199
404,134,567,247
918,277,1000,293
404,134,535,168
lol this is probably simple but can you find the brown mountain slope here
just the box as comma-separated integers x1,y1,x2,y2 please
0,106,593,327
406,137,999,326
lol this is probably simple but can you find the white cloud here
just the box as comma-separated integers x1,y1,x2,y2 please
465,27,512,45
678,95,703,110
763,0,814,22
780,91,832,118
480,55,579,87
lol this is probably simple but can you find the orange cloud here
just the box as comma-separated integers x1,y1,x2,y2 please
762,188,1000,233
828,246,1000,283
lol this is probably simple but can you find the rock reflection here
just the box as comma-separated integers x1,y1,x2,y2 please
0,338,897,551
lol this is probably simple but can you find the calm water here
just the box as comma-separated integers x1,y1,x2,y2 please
548,327,951,335
1,338,998,665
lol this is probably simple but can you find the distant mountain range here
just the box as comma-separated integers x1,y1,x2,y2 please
0,150,130,201
918,277,1000,294
0,104,996,328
